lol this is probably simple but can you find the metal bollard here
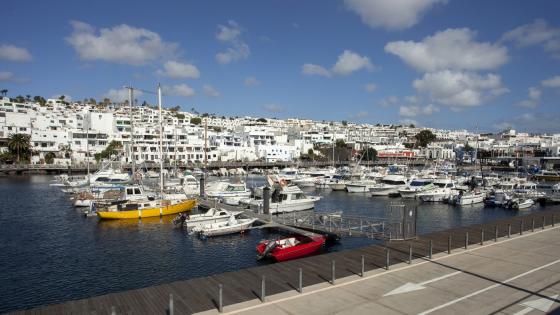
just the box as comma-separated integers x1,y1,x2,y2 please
261,275,266,302
360,255,365,277
532,218,535,232
429,240,433,259
553,214,555,227
520,220,524,235
409,244,413,264
386,248,390,270
465,232,469,249
508,224,511,238
331,260,336,285
298,268,303,293
481,228,484,245
542,216,545,230
495,225,498,242
111,306,116,315
447,235,451,254
218,284,223,313
169,294,174,315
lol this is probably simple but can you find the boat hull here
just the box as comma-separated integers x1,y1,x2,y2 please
346,184,370,193
257,236,325,262
96,199,196,219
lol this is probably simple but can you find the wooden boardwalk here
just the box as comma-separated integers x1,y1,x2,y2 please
11,209,560,315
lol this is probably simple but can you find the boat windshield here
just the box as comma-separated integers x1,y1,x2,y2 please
434,182,450,188
410,181,430,187
381,179,406,185
226,185,245,191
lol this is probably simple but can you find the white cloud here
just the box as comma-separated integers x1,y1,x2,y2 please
517,86,541,109
385,28,508,72
0,44,32,62
244,76,261,86
344,0,447,30
332,50,374,75
0,71,14,81
501,19,560,58
302,50,373,78
349,111,369,119
66,21,177,65
163,84,195,97
104,88,143,102
157,60,200,79
495,112,560,133
399,104,439,117
413,70,509,109
301,64,332,77
203,84,220,97
364,83,377,92
541,75,560,88
215,20,250,64
399,118,420,126
263,104,284,113
378,96,399,107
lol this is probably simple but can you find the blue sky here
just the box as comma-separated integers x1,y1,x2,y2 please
1,0,560,132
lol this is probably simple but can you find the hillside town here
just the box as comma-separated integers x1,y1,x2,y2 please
1,94,560,169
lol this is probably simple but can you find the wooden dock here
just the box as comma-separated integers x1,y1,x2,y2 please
10,209,560,315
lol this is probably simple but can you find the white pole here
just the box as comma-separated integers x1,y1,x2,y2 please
85,113,90,184
158,84,164,197
128,86,135,176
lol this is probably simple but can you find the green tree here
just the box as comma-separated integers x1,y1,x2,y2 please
341,120,348,126
0,89,7,96
409,123,416,128
256,118,267,123
33,95,46,106
25,94,31,102
190,117,202,125
44,152,56,164
0,152,13,164
335,139,346,148
414,129,436,148
463,143,475,152
94,141,122,162
7,133,31,163
307,148,314,156
15,95,25,103
361,147,378,161
175,113,185,120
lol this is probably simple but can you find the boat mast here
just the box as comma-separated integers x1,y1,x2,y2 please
157,84,164,196
204,118,208,170
85,112,90,184
127,85,135,177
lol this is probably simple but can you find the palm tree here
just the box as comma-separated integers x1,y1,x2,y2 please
1,89,7,97
7,133,31,163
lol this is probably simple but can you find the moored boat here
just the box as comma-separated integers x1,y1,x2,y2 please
194,216,257,237
256,235,325,262
95,199,196,219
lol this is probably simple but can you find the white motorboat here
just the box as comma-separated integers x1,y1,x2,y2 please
453,190,485,205
243,184,321,213
277,168,299,181
346,173,381,193
398,179,435,199
181,208,243,229
292,175,319,188
511,198,534,210
417,178,457,202
369,175,409,196
205,181,252,201
194,216,257,237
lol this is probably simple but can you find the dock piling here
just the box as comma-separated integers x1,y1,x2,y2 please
298,268,303,293
385,248,390,270
263,187,270,215
429,240,433,259
331,260,336,285
199,176,205,197
169,294,174,315
218,284,223,313
261,275,266,302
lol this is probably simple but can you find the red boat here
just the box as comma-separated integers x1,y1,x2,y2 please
256,234,326,262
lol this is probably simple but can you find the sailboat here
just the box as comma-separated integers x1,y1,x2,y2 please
97,84,196,220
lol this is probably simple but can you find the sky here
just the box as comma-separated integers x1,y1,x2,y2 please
1,0,560,133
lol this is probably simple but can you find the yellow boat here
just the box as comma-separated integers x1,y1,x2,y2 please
96,199,196,220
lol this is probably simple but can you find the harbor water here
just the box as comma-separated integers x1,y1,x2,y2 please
0,175,557,313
